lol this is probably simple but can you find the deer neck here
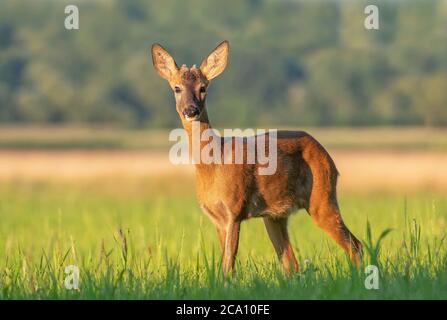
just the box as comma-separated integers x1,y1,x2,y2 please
182,108,218,172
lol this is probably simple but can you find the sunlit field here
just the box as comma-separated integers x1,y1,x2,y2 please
0,127,446,299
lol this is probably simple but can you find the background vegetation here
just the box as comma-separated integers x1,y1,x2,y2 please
1,0,447,128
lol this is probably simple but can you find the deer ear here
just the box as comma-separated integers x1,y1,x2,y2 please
200,41,229,80
151,43,178,80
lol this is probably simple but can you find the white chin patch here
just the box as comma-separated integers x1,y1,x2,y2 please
185,115,199,122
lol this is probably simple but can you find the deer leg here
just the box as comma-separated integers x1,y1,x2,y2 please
263,217,299,274
215,225,226,260
222,220,241,276
308,202,362,265
202,205,228,264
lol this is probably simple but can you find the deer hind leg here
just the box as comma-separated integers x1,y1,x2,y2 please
263,217,299,274
308,201,362,265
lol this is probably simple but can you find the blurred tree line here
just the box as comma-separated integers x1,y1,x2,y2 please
0,0,446,128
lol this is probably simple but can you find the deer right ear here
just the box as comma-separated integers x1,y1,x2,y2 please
151,43,178,80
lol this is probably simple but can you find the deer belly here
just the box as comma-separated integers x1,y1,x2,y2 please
245,192,301,219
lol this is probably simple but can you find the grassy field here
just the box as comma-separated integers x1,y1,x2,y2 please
0,127,446,299
0,179,446,299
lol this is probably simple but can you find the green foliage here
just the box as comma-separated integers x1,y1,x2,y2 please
363,220,393,266
0,0,447,127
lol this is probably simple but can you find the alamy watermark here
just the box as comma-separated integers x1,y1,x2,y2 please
64,265,79,290
364,5,379,30
64,4,378,32
168,121,278,175
364,265,379,290
64,5,79,30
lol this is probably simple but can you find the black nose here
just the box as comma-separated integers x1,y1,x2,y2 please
184,106,200,118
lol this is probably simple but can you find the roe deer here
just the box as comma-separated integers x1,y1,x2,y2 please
150,41,362,276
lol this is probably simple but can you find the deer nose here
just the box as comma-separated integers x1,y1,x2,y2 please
184,106,200,118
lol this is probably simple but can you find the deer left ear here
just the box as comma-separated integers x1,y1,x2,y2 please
200,40,229,80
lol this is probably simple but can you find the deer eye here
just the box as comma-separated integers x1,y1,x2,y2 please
174,86,181,93
199,86,206,93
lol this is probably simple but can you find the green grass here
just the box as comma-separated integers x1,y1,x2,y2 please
0,180,446,299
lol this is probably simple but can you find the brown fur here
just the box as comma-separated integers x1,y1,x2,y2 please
151,41,362,276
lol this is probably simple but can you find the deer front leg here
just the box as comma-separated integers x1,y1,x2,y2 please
202,205,228,262
222,220,241,277
215,225,226,260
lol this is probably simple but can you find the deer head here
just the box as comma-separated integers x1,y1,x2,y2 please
151,41,229,123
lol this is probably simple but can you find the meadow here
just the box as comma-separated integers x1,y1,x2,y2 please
0,127,446,299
